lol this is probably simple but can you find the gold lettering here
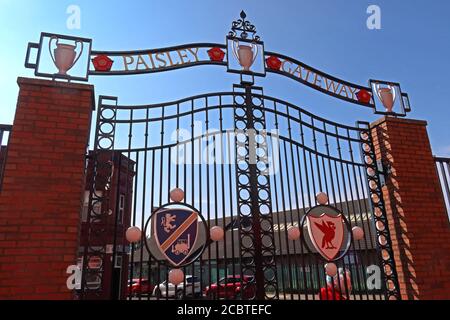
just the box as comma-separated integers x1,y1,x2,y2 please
281,60,293,73
176,49,190,64
313,73,322,87
324,78,340,93
147,53,156,69
187,48,200,62
135,55,150,70
291,65,303,79
155,53,167,68
348,86,358,100
304,70,312,82
123,55,135,71
338,85,349,98
166,51,179,66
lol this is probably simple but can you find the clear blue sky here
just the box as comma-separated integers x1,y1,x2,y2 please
1,0,449,156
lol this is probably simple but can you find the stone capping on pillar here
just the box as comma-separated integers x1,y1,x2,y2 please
0,77,95,299
17,77,96,110
371,116,427,128
370,116,450,300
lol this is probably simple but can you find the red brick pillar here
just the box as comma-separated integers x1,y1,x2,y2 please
371,117,450,300
0,77,94,299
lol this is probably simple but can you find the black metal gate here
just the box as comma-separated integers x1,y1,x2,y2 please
80,79,400,300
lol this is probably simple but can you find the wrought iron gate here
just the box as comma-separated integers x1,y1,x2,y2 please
80,79,400,300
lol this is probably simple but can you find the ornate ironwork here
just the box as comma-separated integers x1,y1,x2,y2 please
233,83,278,299
264,50,377,108
358,121,401,300
74,10,403,300
79,96,117,299
25,32,92,82
79,87,397,300
23,29,411,115
229,11,260,41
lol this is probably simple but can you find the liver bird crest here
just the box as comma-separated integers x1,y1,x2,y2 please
314,220,337,249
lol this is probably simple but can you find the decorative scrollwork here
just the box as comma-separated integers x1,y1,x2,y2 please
233,83,278,300
80,97,117,298
229,10,260,41
358,122,401,300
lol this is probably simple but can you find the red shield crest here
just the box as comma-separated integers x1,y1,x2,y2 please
307,213,345,261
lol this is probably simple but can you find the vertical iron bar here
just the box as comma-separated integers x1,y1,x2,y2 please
110,154,122,300
244,85,265,300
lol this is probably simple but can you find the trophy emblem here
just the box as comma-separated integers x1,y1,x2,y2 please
232,40,258,72
375,83,396,113
49,36,83,76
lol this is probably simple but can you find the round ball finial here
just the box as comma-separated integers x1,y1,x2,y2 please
168,268,184,286
352,226,365,241
125,226,142,243
316,192,329,205
325,262,338,277
170,188,184,202
210,226,224,242
287,226,301,241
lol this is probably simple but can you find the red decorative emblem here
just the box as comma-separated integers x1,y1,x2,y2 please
356,89,372,104
307,213,345,261
207,47,225,62
92,54,113,72
265,56,282,71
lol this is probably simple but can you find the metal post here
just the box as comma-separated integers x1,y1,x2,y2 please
244,84,265,300
234,82,278,300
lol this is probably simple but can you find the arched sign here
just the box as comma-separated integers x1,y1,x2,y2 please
24,10,411,116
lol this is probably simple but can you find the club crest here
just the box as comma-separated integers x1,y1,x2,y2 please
307,213,345,261
154,208,198,267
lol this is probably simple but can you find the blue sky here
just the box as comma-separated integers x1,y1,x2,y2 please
1,0,450,155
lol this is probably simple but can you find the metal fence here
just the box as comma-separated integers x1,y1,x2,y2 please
80,83,399,300
0,124,12,191
435,157,450,219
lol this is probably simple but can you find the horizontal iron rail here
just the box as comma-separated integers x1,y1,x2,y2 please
434,156,450,163
108,127,365,166
105,103,362,143
91,43,226,57
105,92,363,132
0,124,12,131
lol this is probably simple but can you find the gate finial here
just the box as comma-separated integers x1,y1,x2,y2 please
229,10,260,41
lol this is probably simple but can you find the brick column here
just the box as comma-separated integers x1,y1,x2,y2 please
371,116,450,300
0,77,94,299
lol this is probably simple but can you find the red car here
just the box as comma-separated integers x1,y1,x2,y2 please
204,275,255,299
127,279,154,296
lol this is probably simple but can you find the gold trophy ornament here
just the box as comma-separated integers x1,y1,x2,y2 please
49,36,83,76
375,83,396,113
232,39,258,72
